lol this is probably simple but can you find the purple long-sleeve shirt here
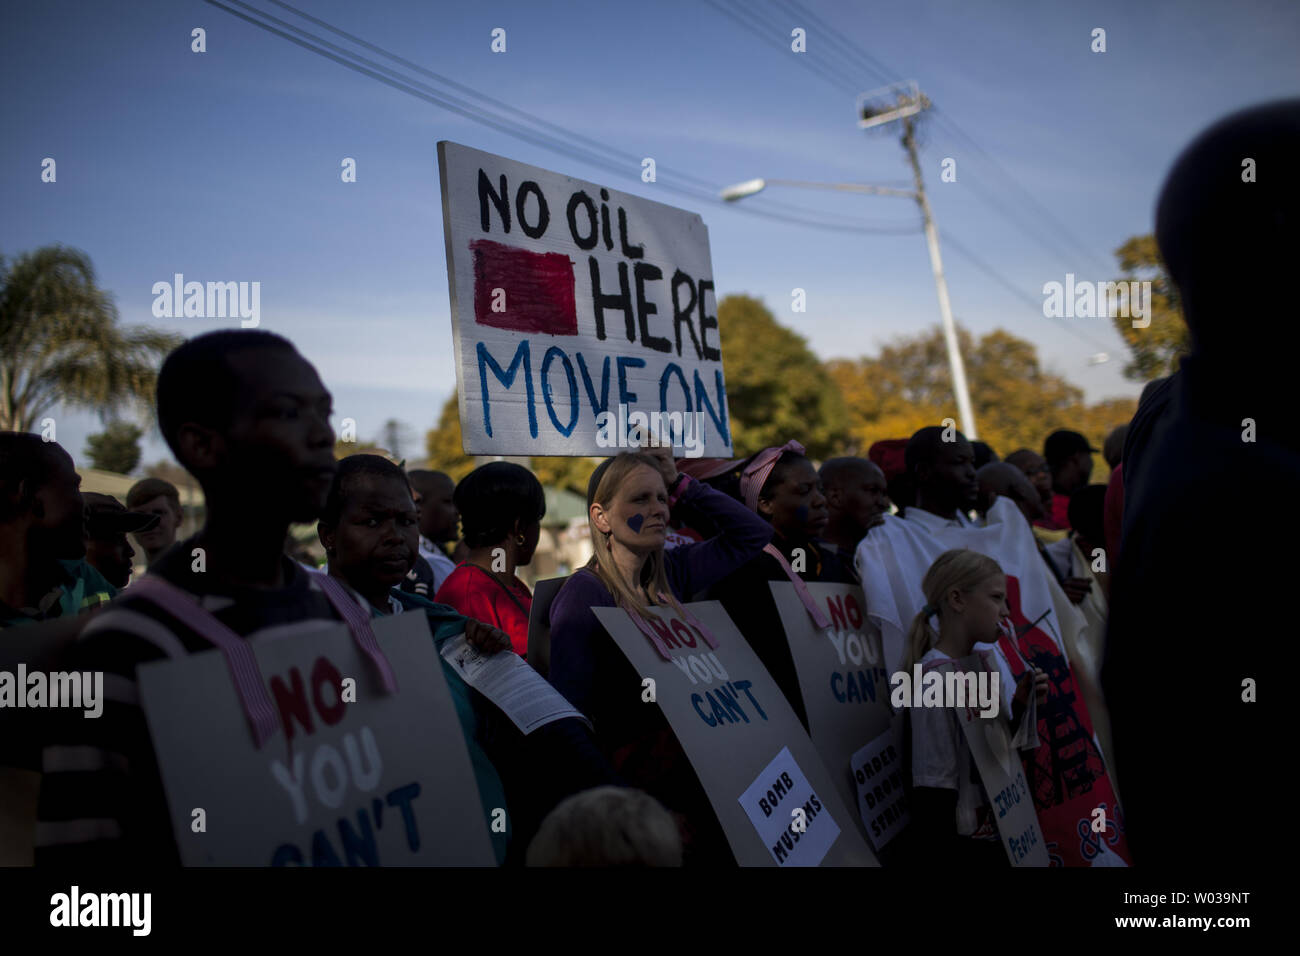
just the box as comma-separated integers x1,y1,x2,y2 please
548,474,772,724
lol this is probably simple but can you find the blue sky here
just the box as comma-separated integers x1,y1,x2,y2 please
4,0,1298,468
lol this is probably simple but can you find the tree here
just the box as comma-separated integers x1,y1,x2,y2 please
84,421,143,474
423,392,619,496
424,392,477,483
0,245,183,432
530,455,602,496
828,325,1136,471
379,418,410,461
1109,235,1189,381
716,294,848,458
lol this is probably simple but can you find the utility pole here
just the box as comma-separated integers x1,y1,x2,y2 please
899,108,977,439
720,82,979,438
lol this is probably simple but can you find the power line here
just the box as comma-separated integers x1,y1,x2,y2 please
205,0,921,236
702,0,862,96
204,0,1112,358
754,0,1118,277
710,0,1121,352
940,233,1117,354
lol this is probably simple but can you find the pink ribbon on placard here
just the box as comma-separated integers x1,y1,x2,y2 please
627,610,674,661
130,571,399,749
739,440,805,513
310,571,399,695
669,594,720,650
129,576,281,749
626,592,720,661
763,543,831,629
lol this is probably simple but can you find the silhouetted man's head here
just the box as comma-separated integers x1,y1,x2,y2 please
819,457,888,540
1005,449,1053,508
972,441,999,470
82,492,156,588
977,462,1045,524
906,426,978,515
1068,484,1110,558
157,331,336,523
408,469,458,543
1044,430,1095,496
1156,99,1300,362
127,477,183,560
0,434,86,560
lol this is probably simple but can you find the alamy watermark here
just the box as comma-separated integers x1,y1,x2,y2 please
594,403,706,457
50,886,151,935
1042,274,1151,328
889,664,1000,717
152,273,260,327
0,666,103,718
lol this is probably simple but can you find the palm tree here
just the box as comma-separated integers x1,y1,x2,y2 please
0,245,182,432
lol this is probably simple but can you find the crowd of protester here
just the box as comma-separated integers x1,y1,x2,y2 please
0,100,1285,868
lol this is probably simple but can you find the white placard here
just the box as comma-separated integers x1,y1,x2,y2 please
737,746,840,867
438,141,732,457
849,722,910,852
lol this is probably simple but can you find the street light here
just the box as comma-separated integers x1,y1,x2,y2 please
719,178,767,202
719,80,980,440
721,178,918,201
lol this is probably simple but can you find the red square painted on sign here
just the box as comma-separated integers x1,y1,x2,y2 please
471,239,578,335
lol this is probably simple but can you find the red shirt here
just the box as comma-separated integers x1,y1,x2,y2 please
1033,492,1072,531
434,563,532,658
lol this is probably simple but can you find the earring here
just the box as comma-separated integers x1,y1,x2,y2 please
516,534,525,546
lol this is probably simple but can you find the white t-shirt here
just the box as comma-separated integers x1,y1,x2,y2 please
909,648,998,840
419,537,458,593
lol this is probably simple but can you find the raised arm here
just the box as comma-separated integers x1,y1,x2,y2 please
665,475,773,597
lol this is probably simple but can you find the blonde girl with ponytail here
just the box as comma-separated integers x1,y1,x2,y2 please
903,548,1049,866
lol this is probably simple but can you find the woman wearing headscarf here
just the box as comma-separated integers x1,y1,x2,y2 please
706,440,856,730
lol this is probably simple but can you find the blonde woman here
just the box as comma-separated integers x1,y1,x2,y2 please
903,548,1049,866
547,448,771,864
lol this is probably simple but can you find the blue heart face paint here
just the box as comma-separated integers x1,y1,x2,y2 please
627,513,645,533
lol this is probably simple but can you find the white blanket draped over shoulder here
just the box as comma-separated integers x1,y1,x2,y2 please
853,497,1089,718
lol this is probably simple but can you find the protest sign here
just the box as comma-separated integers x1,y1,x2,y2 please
856,497,1132,866
737,746,840,866
438,141,732,457
525,575,568,679
591,601,875,866
849,724,909,852
139,612,496,866
768,581,899,847
923,651,1048,866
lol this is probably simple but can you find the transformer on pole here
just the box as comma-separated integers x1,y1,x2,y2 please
858,82,977,440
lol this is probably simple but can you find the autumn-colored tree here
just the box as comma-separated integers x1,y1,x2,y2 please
1109,235,1188,381
717,294,848,458
423,392,477,484
828,325,1135,475
530,455,602,496
423,390,599,495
